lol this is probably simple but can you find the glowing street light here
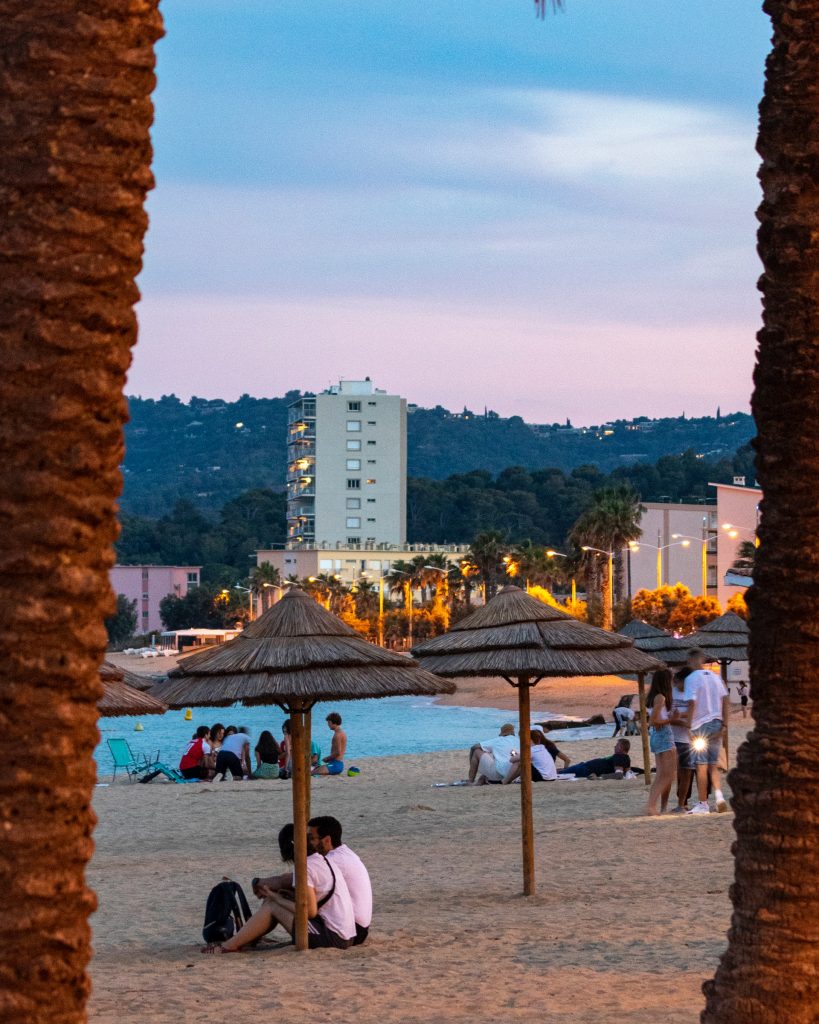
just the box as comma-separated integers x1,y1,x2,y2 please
628,538,692,589
581,546,614,629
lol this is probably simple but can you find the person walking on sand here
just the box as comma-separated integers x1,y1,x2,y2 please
738,681,749,718
313,712,347,776
644,669,678,816
686,648,730,815
669,667,697,813
468,723,518,785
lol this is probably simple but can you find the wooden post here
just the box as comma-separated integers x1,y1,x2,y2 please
637,672,651,787
305,706,312,820
290,706,309,951
720,660,730,767
517,676,535,896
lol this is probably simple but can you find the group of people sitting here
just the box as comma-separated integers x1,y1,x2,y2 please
178,712,348,781
202,815,372,953
468,723,633,784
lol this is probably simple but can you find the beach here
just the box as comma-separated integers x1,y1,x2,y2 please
88,698,745,1024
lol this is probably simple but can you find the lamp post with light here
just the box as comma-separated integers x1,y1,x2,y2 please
671,532,712,596
628,537,694,589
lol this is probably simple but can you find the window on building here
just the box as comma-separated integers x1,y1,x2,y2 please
347,401,361,411
367,459,376,464
319,560,334,570
367,440,376,446
346,459,361,470
187,572,198,584
346,420,361,432
366,478,376,485
347,479,361,489
367,517,376,523
367,421,376,426
346,517,361,529
368,401,377,406
346,439,361,451
142,592,149,600
142,610,149,618
367,498,376,503
346,498,361,509
707,567,718,587
347,537,360,546
142,569,149,579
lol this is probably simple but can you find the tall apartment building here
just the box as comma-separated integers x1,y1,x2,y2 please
287,379,407,549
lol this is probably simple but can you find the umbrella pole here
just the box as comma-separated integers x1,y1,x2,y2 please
305,706,312,819
637,672,651,787
517,676,535,896
290,705,309,952
720,660,730,767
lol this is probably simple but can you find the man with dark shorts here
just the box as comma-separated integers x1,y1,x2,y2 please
557,739,631,778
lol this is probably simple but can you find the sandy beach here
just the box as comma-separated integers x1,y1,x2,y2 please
88,699,746,1024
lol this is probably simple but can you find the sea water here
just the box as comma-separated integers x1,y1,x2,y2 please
95,697,612,775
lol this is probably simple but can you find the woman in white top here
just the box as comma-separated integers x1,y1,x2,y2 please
503,729,557,784
644,669,678,815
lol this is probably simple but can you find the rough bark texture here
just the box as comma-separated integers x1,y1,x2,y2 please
0,3,162,1022
702,2,819,1020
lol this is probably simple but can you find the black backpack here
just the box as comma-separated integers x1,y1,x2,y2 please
202,880,252,944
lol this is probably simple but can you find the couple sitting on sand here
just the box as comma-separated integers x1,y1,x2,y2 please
202,815,372,953
468,723,572,785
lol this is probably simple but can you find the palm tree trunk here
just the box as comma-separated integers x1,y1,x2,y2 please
0,4,162,1022
702,3,819,1021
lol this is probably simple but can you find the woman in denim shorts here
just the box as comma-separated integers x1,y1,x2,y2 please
644,669,677,816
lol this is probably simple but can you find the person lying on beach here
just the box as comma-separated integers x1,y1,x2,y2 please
202,822,356,952
312,712,346,776
468,723,518,784
558,739,632,779
503,730,557,783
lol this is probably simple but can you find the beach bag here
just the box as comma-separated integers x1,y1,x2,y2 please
202,880,251,944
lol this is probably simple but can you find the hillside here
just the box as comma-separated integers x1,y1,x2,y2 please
121,394,754,516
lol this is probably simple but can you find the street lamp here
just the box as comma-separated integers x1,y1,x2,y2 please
544,550,576,602
580,546,614,629
721,522,760,543
628,539,692,589
672,533,712,596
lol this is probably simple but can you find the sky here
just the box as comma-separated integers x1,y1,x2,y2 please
132,0,771,424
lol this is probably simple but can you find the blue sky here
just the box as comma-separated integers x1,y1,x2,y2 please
132,0,770,423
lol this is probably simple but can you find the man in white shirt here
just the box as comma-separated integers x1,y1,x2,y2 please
310,815,373,945
612,704,636,736
686,649,730,815
468,723,518,784
215,726,251,780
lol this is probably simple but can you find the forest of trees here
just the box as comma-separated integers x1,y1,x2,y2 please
121,393,755,515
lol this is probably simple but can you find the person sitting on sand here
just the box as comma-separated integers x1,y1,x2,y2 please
252,730,281,779
539,729,571,769
313,712,347,776
215,726,251,781
503,729,557,783
202,821,356,952
558,739,632,779
311,815,372,945
179,726,211,780
279,719,321,779
468,723,518,784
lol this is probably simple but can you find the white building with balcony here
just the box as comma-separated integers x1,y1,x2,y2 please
287,379,407,549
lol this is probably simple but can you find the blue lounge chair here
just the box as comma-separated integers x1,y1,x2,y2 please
107,738,160,782
137,763,199,784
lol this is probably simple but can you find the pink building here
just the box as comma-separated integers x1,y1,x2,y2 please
109,564,201,635
711,481,761,607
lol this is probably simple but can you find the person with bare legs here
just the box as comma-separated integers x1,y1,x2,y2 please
313,712,347,776
644,669,677,816
669,666,696,813
686,648,730,815
467,723,518,785
201,821,356,952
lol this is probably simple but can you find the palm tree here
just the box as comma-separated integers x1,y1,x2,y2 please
0,4,164,1020
730,540,757,573
465,530,509,601
700,5,819,1020
249,561,283,612
569,486,642,629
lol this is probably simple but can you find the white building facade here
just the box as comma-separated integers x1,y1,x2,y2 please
625,502,718,598
287,379,407,549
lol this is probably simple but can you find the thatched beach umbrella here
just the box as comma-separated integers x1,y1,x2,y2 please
98,662,168,717
153,587,454,951
687,610,749,760
412,586,662,895
618,620,689,667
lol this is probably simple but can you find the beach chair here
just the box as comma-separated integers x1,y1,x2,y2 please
138,763,199,785
107,738,160,783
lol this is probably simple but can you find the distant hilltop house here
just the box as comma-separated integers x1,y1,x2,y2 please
109,564,201,635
